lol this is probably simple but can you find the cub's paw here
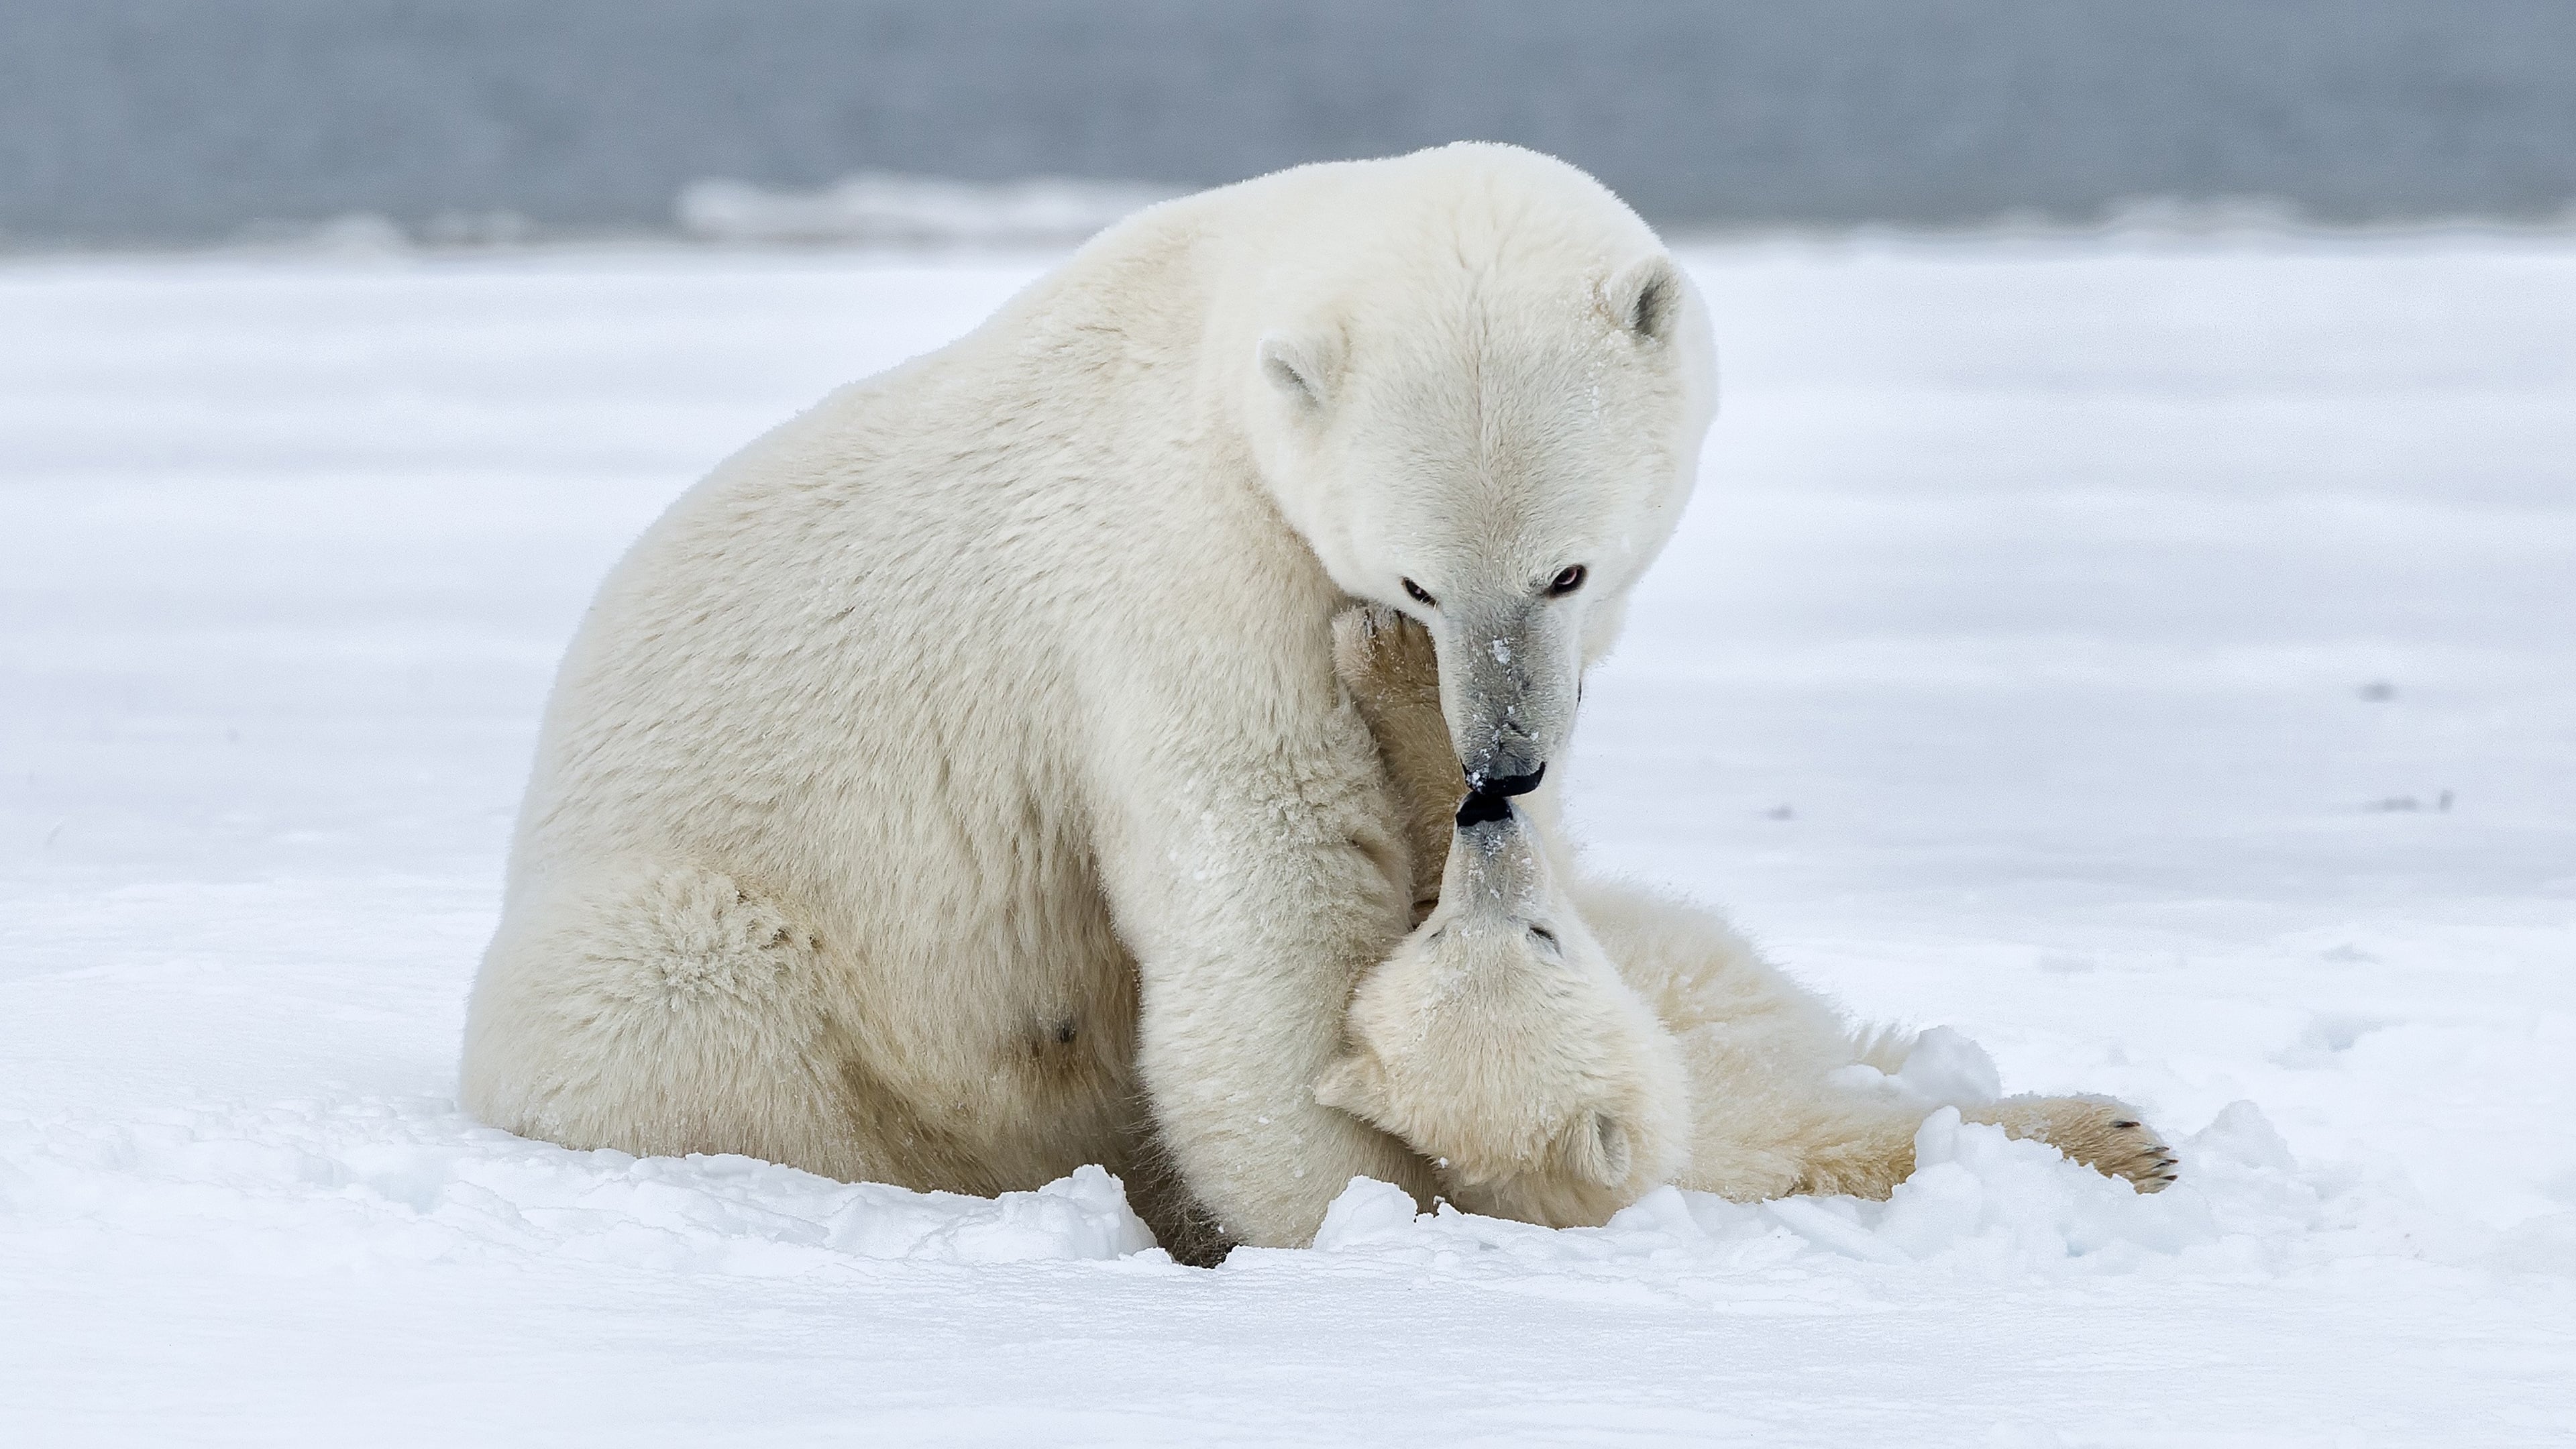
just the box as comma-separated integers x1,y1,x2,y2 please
1974,1094,2178,1192
1331,602,1461,921
1330,603,1441,714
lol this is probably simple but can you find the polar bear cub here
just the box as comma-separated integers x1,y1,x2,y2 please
1317,794,1688,1228
1328,605,2178,1220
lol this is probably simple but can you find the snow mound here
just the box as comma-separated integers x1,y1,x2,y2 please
0,1091,2330,1291
0,1097,1156,1276
1827,1024,2004,1110
1,1093,2332,1291
1293,1103,2320,1284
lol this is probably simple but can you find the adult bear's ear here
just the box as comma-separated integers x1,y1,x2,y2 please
1258,331,1338,411
1313,1053,1392,1121
1605,256,1683,343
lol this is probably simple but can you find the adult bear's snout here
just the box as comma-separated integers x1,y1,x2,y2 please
1433,594,1578,810
1461,732,1546,796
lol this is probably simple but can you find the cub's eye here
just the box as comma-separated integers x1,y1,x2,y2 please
1401,578,1437,608
1546,565,1589,596
1526,924,1559,949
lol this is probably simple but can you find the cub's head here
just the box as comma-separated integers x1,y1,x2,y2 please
1239,146,1717,797
1315,796,1687,1228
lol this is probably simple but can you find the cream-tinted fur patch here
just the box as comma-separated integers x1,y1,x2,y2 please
1329,606,2178,1214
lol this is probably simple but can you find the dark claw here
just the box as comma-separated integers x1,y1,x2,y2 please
2110,1120,2138,1130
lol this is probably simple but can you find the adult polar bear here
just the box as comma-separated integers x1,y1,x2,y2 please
462,144,1711,1257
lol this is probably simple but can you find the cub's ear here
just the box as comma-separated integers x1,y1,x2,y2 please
1313,1053,1393,1122
1257,331,1338,410
1560,1110,1633,1188
1605,256,1684,343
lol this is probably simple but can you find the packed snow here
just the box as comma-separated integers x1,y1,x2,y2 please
3,232,2572,1444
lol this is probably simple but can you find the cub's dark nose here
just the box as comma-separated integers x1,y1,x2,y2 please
1453,764,1544,831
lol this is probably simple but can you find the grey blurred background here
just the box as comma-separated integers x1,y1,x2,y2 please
6,0,2575,248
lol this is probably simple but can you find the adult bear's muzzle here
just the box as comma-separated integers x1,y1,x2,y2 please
1434,596,1578,806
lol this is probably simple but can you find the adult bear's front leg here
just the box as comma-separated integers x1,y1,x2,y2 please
1092,714,1437,1257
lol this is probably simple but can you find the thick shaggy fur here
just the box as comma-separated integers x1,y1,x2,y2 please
462,145,1718,1259
1331,606,2178,1216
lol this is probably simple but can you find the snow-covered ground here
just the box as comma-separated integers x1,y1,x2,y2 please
3,233,2571,1444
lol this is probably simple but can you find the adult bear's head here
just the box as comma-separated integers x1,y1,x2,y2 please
1232,144,1717,797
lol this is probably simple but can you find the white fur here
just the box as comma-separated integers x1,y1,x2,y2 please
460,144,1717,1256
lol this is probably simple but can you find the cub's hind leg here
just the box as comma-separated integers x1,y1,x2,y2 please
1574,881,2180,1199
1574,879,1936,1200
462,863,942,1186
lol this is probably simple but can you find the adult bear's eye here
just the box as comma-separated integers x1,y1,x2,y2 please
1401,578,1437,607
1546,565,1588,596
